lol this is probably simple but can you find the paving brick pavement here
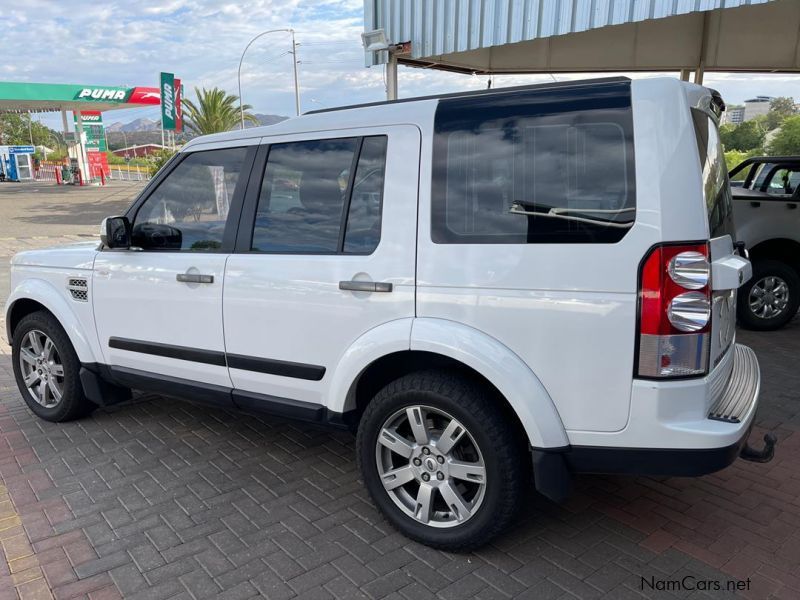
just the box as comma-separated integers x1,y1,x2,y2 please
0,233,798,598
0,312,800,600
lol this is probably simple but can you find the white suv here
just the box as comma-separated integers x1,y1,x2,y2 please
4,78,772,550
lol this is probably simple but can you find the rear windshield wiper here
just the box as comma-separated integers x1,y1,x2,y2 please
509,201,634,228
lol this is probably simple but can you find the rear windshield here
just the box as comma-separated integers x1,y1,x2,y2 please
692,109,734,238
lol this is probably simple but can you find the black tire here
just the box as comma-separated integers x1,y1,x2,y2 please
737,260,800,331
11,311,96,422
356,370,529,551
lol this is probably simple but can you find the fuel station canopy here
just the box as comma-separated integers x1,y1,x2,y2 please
0,81,161,114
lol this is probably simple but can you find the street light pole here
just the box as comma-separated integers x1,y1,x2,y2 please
290,30,300,117
238,28,300,130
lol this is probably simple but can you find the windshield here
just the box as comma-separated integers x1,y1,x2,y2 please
692,109,735,238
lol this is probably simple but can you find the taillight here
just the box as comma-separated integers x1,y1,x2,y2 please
637,243,711,378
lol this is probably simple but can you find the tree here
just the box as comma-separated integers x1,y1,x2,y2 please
182,87,258,135
719,119,766,152
767,115,800,156
764,97,797,131
0,113,58,147
148,148,178,176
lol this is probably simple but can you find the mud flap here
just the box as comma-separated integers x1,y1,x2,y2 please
531,449,573,503
80,366,132,407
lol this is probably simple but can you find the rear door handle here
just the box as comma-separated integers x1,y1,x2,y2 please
177,273,214,284
339,280,392,293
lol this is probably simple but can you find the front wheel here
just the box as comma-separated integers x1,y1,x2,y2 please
357,371,529,551
11,311,96,422
737,260,800,331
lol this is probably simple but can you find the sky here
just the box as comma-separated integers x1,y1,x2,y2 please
4,0,800,131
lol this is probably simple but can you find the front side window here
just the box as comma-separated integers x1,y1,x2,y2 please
432,83,636,244
251,135,388,254
132,147,248,251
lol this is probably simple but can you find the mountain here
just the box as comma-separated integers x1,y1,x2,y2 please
251,114,289,128
106,118,159,133
105,114,286,135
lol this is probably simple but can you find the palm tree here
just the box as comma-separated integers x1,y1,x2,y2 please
182,87,259,135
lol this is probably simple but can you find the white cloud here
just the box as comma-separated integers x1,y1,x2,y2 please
6,0,800,129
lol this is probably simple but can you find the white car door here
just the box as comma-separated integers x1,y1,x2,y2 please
93,143,256,392
223,126,420,414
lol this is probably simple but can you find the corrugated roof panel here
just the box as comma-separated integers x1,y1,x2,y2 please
364,0,775,66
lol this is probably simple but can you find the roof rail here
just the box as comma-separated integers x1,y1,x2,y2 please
304,76,631,115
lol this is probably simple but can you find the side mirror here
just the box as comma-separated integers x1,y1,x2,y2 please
100,216,132,249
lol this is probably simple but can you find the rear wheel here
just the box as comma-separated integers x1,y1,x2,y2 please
357,371,528,551
737,259,800,331
11,311,96,422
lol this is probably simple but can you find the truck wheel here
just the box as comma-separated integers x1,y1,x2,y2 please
11,311,96,422
737,260,800,331
356,371,528,551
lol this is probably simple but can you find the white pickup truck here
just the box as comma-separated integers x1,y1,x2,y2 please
730,156,800,330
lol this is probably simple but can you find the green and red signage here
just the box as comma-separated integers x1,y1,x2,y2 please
73,111,106,151
0,81,161,111
160,72,175,130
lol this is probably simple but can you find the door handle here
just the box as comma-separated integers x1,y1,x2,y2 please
177,273,214,284
339,280,392,293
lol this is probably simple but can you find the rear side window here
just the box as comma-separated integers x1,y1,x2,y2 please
432,82,636,244
344,136,387,253
692,111,734,238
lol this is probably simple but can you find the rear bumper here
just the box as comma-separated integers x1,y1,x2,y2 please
566,342,760,451
563,431,750,477
533,342,767,502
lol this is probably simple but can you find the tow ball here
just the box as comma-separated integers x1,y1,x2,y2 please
740,433,777,463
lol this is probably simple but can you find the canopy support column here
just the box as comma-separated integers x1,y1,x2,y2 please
694,12,709,86
74,110,90,184
679,69,691,81
61,109,69,141
386,52,398,100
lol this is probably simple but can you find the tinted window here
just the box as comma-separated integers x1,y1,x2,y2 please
132,148,247,251
251,136,387,254
344,136,388,253
692,111,734,238
432,84,635,244
764,167,800,196
252,138,356,253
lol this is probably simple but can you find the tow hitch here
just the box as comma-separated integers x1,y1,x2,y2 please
740,433,777,463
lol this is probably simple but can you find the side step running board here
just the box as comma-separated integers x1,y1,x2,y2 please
740,433,777,463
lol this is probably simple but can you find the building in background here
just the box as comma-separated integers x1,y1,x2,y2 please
722,105,745,125
111,144,168,159
743,96,774,121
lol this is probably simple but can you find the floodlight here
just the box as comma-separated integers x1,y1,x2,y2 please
361,29,390,52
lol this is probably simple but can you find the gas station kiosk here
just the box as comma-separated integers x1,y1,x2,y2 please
0,145,35,181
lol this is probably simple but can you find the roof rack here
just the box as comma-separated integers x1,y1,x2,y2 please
304,76,630,115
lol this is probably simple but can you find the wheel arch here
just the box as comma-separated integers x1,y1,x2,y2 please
748,238,800,273
329,317,568,449
5,279,98,364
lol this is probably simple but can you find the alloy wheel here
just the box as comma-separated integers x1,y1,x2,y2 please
375,405,486,528
749,275,790,319
18,330,65,408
